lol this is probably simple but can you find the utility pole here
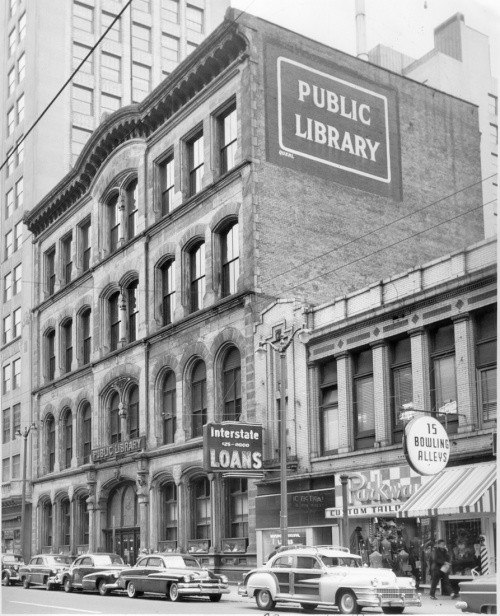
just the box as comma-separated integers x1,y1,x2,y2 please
15,424,36,561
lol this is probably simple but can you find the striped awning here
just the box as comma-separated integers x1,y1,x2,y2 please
398,462,496,518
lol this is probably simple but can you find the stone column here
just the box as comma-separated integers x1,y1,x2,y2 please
87,498,97,552
119,402,128,441
70,497,77,555
409,328,431,412
71,410,78,468
138,493,149,552
118,292,127,347
334,352,351,453
209,473,222,553
371,342,391,447
307,362,320,457
149,486,158,552
118,189,126,247
177,479,188,552
452,314,476,431
52,500,59,552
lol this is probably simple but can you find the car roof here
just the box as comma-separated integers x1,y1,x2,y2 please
271,546,361,559
76,553,120,557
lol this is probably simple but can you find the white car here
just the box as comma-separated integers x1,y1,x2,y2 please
238,545,421,614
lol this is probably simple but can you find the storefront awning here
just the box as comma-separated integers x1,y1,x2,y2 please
398,462,496,518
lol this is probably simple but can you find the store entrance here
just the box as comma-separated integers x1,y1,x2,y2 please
106,481,139,564
105,528,140,564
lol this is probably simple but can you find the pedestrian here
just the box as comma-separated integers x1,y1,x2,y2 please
429,539,457,600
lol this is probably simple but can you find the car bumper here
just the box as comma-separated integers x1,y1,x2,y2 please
4,572,21,583
178,582,229,596
356,589,421,608
47,575,63,587
238,585,247,597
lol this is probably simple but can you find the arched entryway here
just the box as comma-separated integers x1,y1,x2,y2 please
105,482,139,564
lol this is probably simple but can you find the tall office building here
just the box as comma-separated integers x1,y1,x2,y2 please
1,0,228,557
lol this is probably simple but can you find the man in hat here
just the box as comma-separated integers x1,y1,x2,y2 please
430,539,457,600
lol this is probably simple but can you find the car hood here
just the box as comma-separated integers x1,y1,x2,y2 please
324,566,398,584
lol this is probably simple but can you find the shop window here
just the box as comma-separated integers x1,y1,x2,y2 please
61,233,73,285
430,323,458,434
81,402,92,463
219,104,237,174
353,348,375,450
221,222,239,297
45,247,56,296
161,260,175,326
319,359,339,455
43,502,53,547
191,360,207,438
391,337,413,443
46,329,56,381
228,477,248,538
162,482,178,542
159,155,175,216
475,308,497,424
189,242,205,312
61,499,71,546
110,392,121,444
109,291,120,351
128,386,139,439
162,371,176,445
62,319,73,374
107,193,120,253
188,131,204,196
193,477,210,539
62,410,72,469
79,218,91,272
47,415,55,472
125,179,138,241
223,347,241,421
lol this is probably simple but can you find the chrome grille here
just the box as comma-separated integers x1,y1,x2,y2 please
379,588,415,599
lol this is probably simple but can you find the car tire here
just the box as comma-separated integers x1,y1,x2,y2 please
2,573,10,586
169,582,182,602
127,582,138,598
337,590,358,614
64,578,73,593
23,577,30,589
98,579,110,596
301,604,318,611
382,609,405,614
255,588,276,610
209,594,222,602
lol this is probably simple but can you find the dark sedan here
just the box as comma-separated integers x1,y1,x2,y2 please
2,554,24,586
105,553,229,602
50,553,127,594
455,573,496,614
19,554,74,589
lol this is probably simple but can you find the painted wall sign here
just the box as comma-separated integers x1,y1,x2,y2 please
403,415,450,475
265,42,401,199
203,422,263,473
256,489,335,527
326,504,402,518
91,437,144,463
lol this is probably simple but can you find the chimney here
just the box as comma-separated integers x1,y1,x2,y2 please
355,0,368,61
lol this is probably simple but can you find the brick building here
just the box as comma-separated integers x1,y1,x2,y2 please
24,9,484,574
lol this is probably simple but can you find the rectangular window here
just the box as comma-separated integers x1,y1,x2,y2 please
2,458,9,482
5,230,13,259
14,222,22,251
13,404,20,435
73,85,93,116
186,5,204,33
4,272,12,302
46,248,56,296
188,131,204,196
127,283,138,343
221,223,239,297
162,261,175,325
18,53,25,82
132,22,151,53
18,12,26,41
3,315,12,345
132,62,151,102
12,358,20,389
133,0,150,13
72,126,92,164
353,349,375,450
47,331,56,381
101,52,121,82
391,337,412,443
101,93,121,115
61,233,73,285
7,107,15,136
74,1,94,34
63,321,73,374
220,104,237,174
9,28,16,57
3,365,12,394
490,123,498,147
110,294,120,351
319,360,338,454
161,0,179,25
9,0,17,18
6,189,14,219
489,94,498,117
73,42,93,74
8,67,15,96
6,149,14,177
161,34,179,73
82,311,91,365
476,308,497,423
80,219,91,272
101,11,121,43
190,243,205,312
431,323,458,434
16,138,24,165
15,177,23,209
12,454,20,479
160,155,175,215
13,307,21,338
13,264,21,295
17,94,25,124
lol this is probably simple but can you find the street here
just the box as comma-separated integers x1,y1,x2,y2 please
1,585,460,615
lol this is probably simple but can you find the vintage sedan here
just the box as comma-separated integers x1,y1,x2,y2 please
105,553,230,601
455,573,496,614
19,554,74,589
2,553,24,586
49,553,128,594
238,545,421,614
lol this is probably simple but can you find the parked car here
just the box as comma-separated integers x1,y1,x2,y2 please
455,573,497,614
238,545,421,614
49,553,128,594
105,553,230,602
19,554,74,589
2,553,24,586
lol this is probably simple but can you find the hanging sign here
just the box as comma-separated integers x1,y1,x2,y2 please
403,416,450,475
203,422,263,473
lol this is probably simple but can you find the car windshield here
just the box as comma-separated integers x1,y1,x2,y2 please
319,555,362,568
47,556,73,565
93,555,124,566
162,556,200,569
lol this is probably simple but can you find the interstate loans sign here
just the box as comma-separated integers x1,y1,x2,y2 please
265,42,401,199
203,422,263,473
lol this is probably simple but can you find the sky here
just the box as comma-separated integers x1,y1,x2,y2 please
230,0,500,75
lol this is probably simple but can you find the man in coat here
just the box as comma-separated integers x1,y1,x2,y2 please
430,539,457,600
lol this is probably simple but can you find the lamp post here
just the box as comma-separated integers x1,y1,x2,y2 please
15,424,36,561
256,324,311,548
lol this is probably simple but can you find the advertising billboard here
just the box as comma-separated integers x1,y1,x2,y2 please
203,422,263,473
265,42,401,199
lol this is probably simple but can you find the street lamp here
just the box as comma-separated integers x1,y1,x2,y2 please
15,424,37,561
256,324,311,548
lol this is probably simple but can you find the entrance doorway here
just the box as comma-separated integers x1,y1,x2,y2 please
106,482,140,564
105,528,140,564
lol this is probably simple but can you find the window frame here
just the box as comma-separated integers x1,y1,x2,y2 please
189,241,205,313
352,348,375,450
390,337,413,444
191,360,207,438
162,371,176,445
187,130,204,197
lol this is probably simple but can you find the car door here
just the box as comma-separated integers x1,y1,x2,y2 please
271,555,294,597
292,556,322,601
34,557,46,584
72,557,93,586
125,556,149,591
140,557,166,594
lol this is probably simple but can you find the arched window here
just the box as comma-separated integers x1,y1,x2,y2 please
108,193,120,252
46,415,55,472
125,179,138,240
162,371,176,445
161,482,178,542
42,501,53,548
161,260,175,326
109,291,120,351
193,477,210,539
228,477,248,538
110,392,121,443
126,280,138,343
189,242,205,312
191,361,206,438
128,385,139,439
81,403,92,464
61,498,71,547
62,319,73,374
221,222,239,297
77,495,89,546
62,410,72,469
223,347,241,421
81,308,91,365
46,329,56,381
